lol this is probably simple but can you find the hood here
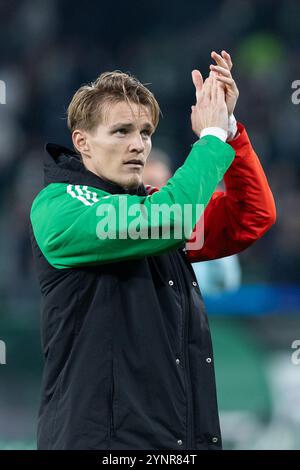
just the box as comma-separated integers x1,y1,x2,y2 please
44,143,147,196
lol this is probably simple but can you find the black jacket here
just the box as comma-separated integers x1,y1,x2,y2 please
30,140,236,450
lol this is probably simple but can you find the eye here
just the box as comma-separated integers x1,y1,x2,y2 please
141,129,151,138
115,128,128,135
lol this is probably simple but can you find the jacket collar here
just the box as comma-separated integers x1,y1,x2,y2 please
44,143,147,196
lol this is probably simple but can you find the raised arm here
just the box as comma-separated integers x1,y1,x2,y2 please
186,121,276,262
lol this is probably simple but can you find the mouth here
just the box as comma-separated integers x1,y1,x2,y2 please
123,160,144,168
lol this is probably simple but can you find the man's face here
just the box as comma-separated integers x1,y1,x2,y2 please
76,101,154,190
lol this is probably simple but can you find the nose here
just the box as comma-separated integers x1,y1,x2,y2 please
128,133,145,154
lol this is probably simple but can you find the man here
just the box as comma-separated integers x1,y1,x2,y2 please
30,50,276,450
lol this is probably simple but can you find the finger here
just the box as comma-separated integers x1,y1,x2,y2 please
211,76,215,101
202,71,213,89
212,77,219,103
215,76,235,86
211,51,228,70
209,64,231,77
213,75,226,91
191,70,203,101
221,50,233,70
215,78,225,103
203,73,213,102
191,70,203,90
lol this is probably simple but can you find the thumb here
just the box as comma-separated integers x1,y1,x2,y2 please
191,70,203,96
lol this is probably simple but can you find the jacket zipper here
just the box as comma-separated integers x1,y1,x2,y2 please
171,252,194,450
183,294,194,450
109,359,116,446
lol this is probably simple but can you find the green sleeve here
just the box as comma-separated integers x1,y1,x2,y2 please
30,135,235,268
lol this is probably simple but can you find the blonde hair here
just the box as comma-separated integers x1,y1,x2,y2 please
67,71,160,133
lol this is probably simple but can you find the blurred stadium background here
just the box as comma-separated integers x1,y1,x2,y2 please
1,0,300,450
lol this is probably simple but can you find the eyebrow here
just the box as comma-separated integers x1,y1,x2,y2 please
109,122,154,132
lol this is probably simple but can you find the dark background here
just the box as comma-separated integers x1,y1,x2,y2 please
0,0,300,449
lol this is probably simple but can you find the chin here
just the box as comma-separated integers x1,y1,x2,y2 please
121,175,142,191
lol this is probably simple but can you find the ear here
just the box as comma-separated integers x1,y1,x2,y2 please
72,129,90,156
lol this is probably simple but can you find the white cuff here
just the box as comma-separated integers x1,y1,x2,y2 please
227,114,238,141
200,127,227,143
